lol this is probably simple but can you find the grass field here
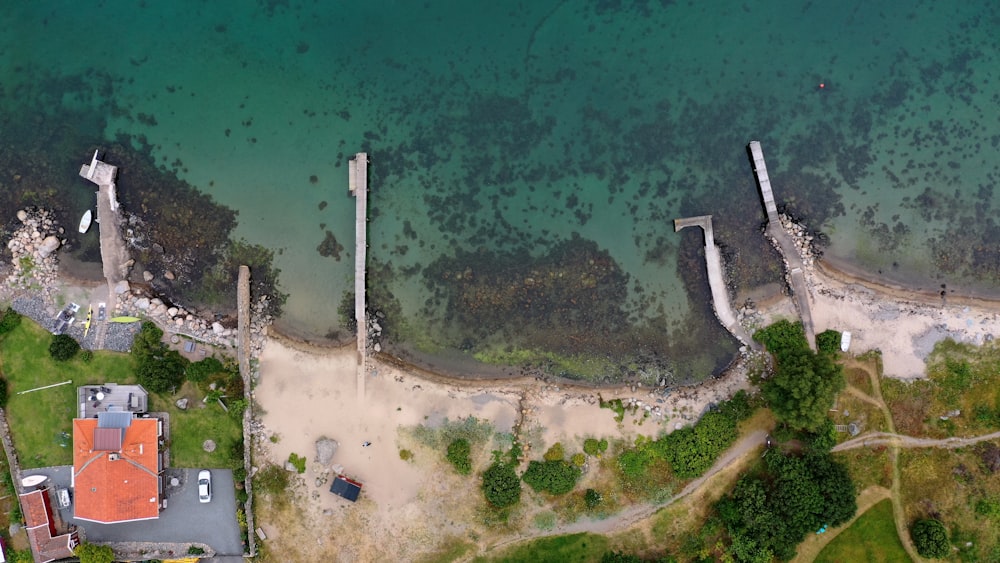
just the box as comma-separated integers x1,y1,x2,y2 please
0,319,241,470
815,499,909,563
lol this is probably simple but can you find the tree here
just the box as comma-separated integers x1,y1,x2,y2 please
522,460,581,495
543,442,565,461
911,518,950,558
75,542,115,563
49,334,80,361
0,307,22,336
137,349,189,393
482,462,521,507
446,438,472,475
756,321,845,432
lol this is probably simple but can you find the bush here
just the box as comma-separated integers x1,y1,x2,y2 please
585,488,602,509
288,453,306,473
482,462,521,507
256,464,290,497
0,307,22,336
48,334,80,361
543,442,565,461
399,449,413,461
910,518,950,558
816,329,842,356
0,377,8,409
583,438,601,456
522,460,581,495
79,349,94,363
446,438,472,475
188,545,206,555
233,467,247,482
74,542,115,563
571,453,586,467
187,356,224,383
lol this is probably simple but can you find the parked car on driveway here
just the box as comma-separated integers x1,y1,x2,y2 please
198,470,212,503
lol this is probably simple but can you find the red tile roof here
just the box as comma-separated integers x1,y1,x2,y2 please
19,489,79,563
73,417,161,523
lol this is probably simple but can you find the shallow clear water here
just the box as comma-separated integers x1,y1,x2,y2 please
2,1,999,382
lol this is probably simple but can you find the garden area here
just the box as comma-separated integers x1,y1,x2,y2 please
0,313,243,470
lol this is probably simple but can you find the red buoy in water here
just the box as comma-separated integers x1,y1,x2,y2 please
819,83,826,89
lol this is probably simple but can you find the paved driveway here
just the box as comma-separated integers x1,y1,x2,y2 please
23,467,243,555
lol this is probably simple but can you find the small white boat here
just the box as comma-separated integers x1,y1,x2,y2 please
22,474,47,487
840,331,852,352
79,209,93,233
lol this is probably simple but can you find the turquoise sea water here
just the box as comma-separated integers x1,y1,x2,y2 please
2,1,998,383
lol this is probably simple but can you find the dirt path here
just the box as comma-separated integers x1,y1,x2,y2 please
791,485,892,562
833,430,1000,452
852,359,924,563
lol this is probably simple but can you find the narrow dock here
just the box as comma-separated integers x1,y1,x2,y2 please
674,215,754,346
747,141,816,350
79,150,130,338
349,152,369,400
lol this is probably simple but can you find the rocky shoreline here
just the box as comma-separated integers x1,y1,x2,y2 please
2,207,272,358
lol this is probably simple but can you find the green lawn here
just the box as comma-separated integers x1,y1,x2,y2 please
150,382,243,469
0,321,137,467
815,499,910,563
0,319,241,470
473,533,609,563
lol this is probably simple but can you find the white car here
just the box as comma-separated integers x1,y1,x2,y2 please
198,470,212,503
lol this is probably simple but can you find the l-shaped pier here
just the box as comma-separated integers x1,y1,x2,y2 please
673,215,754,346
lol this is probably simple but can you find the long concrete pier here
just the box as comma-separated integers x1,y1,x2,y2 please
747,141,816,350
349,152,369,400
673,215,754,346
80,150,130,349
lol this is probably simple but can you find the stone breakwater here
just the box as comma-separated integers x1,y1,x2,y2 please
3,208,65,298
113,285,271,357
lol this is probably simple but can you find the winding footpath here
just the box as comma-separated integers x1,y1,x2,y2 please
471,358,1000,562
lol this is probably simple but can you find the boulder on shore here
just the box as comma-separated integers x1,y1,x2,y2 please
315,437,340,465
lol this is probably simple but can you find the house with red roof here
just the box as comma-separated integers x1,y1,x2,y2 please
72,411,163,523
18,488,80,563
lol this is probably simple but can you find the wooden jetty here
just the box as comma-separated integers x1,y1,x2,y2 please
673,215,754,347
747,141,816,350
349,152,369,400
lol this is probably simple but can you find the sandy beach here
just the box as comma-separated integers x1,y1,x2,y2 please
246,251,1000,559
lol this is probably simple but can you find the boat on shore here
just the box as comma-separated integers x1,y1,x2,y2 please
79,210,93,233
109,316,140,323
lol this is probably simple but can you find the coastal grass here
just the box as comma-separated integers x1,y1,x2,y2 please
898,447,1000,561
833,446,892,491
882,339,1000,439
149,381,242,468
815,499,909,563
0,320,136,468
473,532,608,563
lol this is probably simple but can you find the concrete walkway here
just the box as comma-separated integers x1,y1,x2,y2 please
748,141,816,350
674,215,754,347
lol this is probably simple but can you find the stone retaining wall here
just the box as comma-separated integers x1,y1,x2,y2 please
237,265,257,557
